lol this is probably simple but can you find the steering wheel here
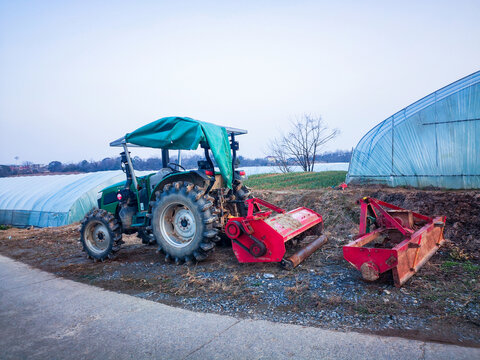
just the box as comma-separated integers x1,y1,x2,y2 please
167,162,186,172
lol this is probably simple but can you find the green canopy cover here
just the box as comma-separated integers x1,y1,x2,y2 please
125,117,233,188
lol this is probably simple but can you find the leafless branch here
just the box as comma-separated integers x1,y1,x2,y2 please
273,114,339,172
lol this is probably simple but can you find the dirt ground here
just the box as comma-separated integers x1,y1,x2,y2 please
0,186,479,347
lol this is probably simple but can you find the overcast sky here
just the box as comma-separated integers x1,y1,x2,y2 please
0,0,479,165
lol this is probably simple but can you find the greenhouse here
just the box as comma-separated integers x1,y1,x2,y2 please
347,70,480,189
0,171,128,228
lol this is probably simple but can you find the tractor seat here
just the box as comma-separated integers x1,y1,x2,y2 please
149,168,173,189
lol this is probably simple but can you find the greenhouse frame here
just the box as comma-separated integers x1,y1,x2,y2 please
346,70,480,189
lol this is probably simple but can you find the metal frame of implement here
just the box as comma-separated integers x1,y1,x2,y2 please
343,197,446,287
225,198,327,268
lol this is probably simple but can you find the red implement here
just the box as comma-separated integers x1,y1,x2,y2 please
343,197,446,287
225,198,324,266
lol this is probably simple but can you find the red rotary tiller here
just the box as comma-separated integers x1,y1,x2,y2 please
343,197,446,287
225,198,327,269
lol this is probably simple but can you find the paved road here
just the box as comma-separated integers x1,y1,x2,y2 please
0,255,478,359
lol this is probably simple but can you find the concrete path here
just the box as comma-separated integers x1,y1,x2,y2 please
0,255,478,360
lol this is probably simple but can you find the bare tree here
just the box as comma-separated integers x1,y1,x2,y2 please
269,114,339,172
268,138,292,173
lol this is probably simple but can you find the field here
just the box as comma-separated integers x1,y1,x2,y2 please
0,177,479,347
245,171,347,189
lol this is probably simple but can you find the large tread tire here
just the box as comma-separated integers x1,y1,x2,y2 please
137,228,157,245
151,181,218,264
227,181,253,217
79,208,123,261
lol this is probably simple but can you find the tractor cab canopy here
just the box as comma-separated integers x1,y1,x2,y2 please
110,116,247,189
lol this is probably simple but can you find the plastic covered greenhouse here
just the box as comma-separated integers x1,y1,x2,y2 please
347,70,480,189
0,171,129,228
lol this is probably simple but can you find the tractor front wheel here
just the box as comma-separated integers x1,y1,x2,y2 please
151,181,218,264
80,209,123,261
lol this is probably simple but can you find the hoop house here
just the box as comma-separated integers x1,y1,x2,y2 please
0,171,127,227
347,71,480,189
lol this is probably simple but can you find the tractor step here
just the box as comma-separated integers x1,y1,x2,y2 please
225,198,324,266
343,197,446,287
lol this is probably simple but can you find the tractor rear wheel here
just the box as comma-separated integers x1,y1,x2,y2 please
151,181,218,264
137,228,157,245
80,209,122,261
228,181,252,217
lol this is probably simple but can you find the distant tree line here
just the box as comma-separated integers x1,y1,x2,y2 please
0,149,352,177
316,149,352,163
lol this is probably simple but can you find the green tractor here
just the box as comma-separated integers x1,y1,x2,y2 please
79,116,250,264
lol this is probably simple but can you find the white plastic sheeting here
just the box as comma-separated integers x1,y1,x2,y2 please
0,171,127,227
347,71,480,189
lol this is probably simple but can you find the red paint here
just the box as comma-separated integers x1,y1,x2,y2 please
343,197,446,287
226,198,323,263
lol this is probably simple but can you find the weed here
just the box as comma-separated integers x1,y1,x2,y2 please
441,260,479,275
423,293,440,302
462,261,480,274
355,305,370,315
441,260,459,271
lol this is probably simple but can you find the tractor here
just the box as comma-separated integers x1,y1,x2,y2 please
79,116,250,264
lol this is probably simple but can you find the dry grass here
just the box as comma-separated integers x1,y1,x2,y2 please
326,295,342,306
285,277,310,295
449,245,473,261
174,268,244,297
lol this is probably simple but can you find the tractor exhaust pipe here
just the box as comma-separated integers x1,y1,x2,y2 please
121,144,138,190
281,235,328,270
120,151,133,189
